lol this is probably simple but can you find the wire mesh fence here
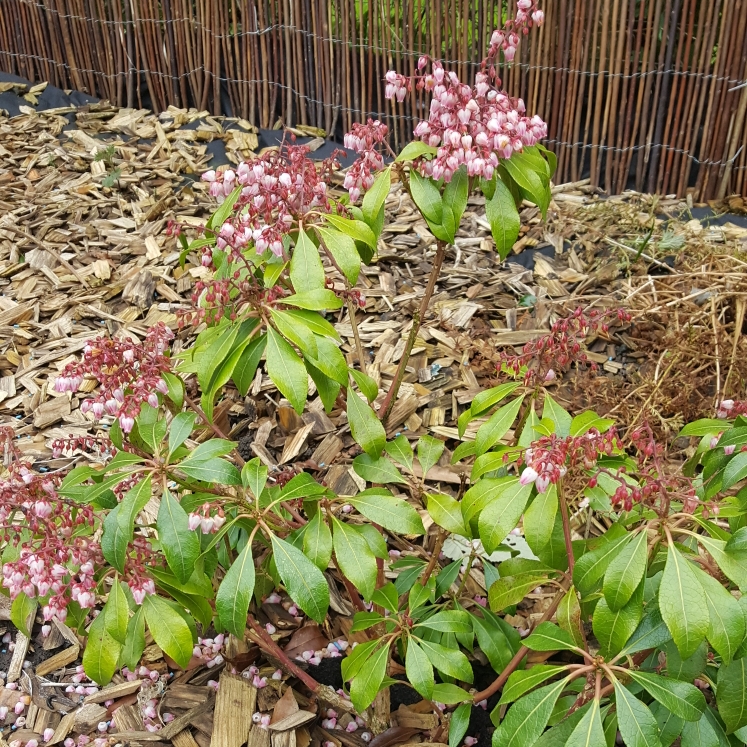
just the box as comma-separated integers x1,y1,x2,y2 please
1,0,746,200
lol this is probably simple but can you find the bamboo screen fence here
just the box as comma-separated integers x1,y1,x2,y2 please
1,0,746,200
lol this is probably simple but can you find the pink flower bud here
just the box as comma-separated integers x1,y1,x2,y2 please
544,369,556,382
725,445,736,455
43,728,55,742
520,467,538,485
188,514,202,531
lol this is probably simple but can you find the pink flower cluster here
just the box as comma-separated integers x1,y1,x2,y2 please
187,504,227,534
200,144,337,260
501,307,631,386
717,399,747,419
519,429,621,493
486,0,544,64
54,323,174,434
343,119,389,202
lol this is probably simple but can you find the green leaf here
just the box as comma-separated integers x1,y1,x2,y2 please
409,170,443,224
442,166,469,240
619,607,673,657
348,393,386,458
104,580,129,645
362,167,391,225
178,457,241,485
680,713,719,747
386,434,414,472
349,642,389,711
142,594,194,669
489,572,549,611
158,490,201,584
417,435,445,478
279,472,328,501
349,489,424,534
485,177,521,259
533,705,591,747
558,587,586,649
316,227,360,285
565,700,607,747
396,141,439,162
717,658,747,733
305,334,349,386
471,609,517,673
416,638,473,682
470,382,522,418
266,326,308,414
665,640,708,682
332,517,378,599
83,607,121,685
726,527,747,552
475,395,525,456
478,479,533,553
207,184,241,228
650,703,684,747
573,530,633,595
524,622,581,653
241,458,268,500
695,535,747,591
270,309,318,360
282,309,340,341
416,610,471,634
431,683,470,704
678,419,731,438
450,703,472,747
593,581,644,657
427,491,470,536
323,214,377,249
659,545,709,659
499,665,569,706
524,485,559,555
349,368,378,403
303,510,333,570
215,542,255,638
493,679,569,747
372,583,400,613
10,593,36,638
341,639,379,682
290,227,325,293
183,439,236,462
168,413,197,459
264,258,288,288
569,411,615,437
270,534,329,623
102,477,152,572
501,156,550,218
306,360,340,412
406,638,434,698
233,333,267,396
283,289,343,311
350,611,385,632
627,671,706,722
614,681,662,747
603,530,648,611
724,453,747,490
694,565,745,664
120,606,145,671
542,394,573,438
353,454,405,484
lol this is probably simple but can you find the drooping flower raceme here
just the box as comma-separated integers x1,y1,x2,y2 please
54,322,174,433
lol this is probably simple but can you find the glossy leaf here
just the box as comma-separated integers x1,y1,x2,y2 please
489,572,549,611
317,226,360,285
416,610,471,634
659,545,709,659
386,434,415,472
485,177,521,260
627,671,706,723
427,491,470,536
362,167,391,226
620,607,673,657
717,657,747,733
349,489,424,534
103,579,129,645
406,638,434,698
216,541,255,638
142,593,194,669
493,679,569,747
565,700,606,747
266,326,308,414
603,530,648,611
349,368,378,403
650,703,684,747
499,665,569,706
416,638,473,682
158,489,201,584
332,517,378,599
471,610,516,673
83,607,121,685
449,703,472,747
241,458,268,500
233,333,267,396
168,412,197,459
614,681,662,747
593,581,644,657
417,435,446,478
303,510,333,570
558,587,586,649
524,622,581,653
290,227,325,293
120,606,146,672
283,289,343,310
349,642,389,712
573,530,634,595
478,480,533,554
347,392,386,458
524,485,559,555
271,534,330,622
409,170,443,224
694,564,745,664
475,395,525,456
352,454,406,484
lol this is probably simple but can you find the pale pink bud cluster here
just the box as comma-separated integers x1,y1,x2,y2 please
54,323,173,436
192,633,225,667
200,145,336,261
187,504,227,534
343,119,389,202
717,399,747,419
129,577,156,606
486,0,544,63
